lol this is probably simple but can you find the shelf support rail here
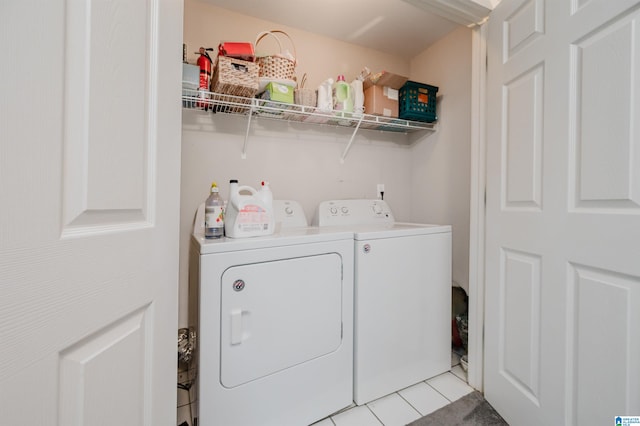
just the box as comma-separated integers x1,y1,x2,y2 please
241,100,256,159
340,113,365,163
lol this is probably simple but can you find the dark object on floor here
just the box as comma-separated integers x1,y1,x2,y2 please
452,318,463,347
406,391,509,426
451,286,468,319
451,286,468,350
456,312,469,351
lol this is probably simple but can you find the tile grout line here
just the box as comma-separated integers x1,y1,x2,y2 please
396,387,430,417
323,368,469,426
364,403,386,426
425,375,455,403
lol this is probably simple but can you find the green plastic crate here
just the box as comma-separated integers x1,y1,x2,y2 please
399,81,438,123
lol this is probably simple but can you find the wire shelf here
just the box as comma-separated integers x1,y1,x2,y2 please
182,89,436,133
182,88,437,161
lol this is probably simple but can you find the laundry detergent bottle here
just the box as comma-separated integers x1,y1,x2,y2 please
333,75,354,113
224,179,275,238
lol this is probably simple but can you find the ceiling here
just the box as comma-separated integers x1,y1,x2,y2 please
198,0,463,59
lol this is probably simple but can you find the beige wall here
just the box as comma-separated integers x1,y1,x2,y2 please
183,0,411,89
409,26,473,293
179,0,471,327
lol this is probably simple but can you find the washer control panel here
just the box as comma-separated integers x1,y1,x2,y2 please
314,199,394,226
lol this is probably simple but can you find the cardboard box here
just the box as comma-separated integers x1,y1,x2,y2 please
364,85,400,117
262,82,294,104
363,71,409,91
257,82,295,116
363,71,408,117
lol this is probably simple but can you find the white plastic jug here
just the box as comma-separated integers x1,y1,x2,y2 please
317,78,334,112
224,179,275,238
351,79,364,114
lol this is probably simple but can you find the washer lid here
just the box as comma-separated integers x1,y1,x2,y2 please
349,222,452,240
193,226,354,255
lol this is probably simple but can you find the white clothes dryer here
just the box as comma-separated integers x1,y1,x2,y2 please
190,201,354,426
315,199,452,405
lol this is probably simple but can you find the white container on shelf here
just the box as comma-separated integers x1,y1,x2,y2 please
224,180,275,238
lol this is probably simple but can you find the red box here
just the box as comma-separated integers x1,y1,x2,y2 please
218,42,255,62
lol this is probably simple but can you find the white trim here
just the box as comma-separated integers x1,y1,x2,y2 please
402,0,492,26
467,22,488,391
473,0,503,9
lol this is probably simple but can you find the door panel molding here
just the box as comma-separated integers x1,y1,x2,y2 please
566,263,640,425
501,63,544,211
499,248,541,403
58,305,151,426
503,0,545,62
569,8,640,212
62,0,159,236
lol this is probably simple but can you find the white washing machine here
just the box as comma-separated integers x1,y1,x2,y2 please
190,201,354,426
315,199,452,405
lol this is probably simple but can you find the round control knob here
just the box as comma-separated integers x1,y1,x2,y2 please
329,207,338,214
341,206,349,214
284,207,293,215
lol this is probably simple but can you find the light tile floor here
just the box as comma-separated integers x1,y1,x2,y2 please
178,353,474,426
311,352,474,426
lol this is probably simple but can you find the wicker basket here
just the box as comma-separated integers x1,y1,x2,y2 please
211,55,259,97
293,72,316,107
254,30,297,80
294,88,316,107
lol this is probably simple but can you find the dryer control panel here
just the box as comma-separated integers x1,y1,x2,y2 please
273,200,308,228
314,199,395,226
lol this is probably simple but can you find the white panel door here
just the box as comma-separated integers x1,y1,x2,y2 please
0,1,183,425
485,0,640,424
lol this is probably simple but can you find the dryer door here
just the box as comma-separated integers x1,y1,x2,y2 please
220,253,343,388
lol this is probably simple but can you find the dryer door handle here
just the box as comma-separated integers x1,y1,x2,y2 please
230,309,243,345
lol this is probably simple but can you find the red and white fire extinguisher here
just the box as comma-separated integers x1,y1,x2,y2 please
196,47,214,109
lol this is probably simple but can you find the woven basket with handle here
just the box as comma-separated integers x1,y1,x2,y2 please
254,30,297,80
294,73,316,107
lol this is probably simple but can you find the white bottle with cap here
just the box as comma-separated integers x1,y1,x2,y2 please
204,182,224,239
258,180,273,210
351,78,364,114
258,180,275,233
